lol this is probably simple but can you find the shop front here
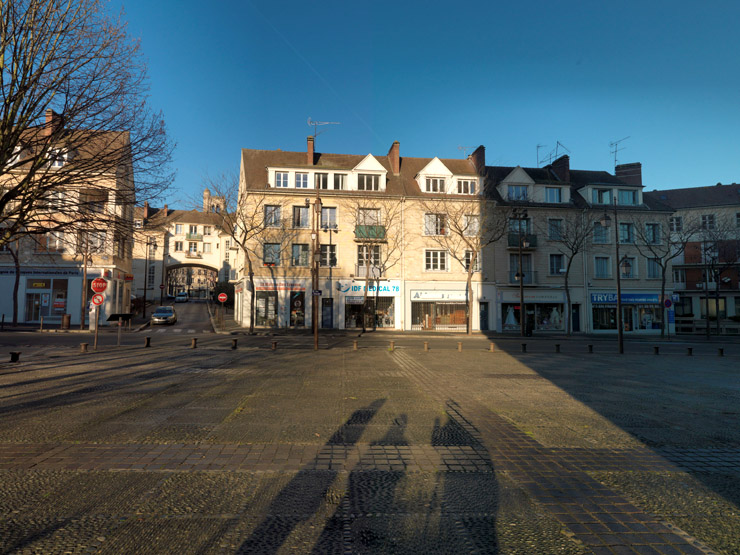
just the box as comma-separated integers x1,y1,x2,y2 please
590,292,675,334
409,289,469,331
497,289,570,333
335,279,400,329
252,278,309,328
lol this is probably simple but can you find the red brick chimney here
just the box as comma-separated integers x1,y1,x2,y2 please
44,109,62,137
468,145,486,174
164,204,168,217
551,155,570,183
387,141,400,175
307,136,314,165
615,162,642,186
143,201,150,219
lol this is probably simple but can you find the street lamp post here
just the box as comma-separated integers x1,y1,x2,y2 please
322,223,338,329
600,199,625,354
143,237,152,319
512,208,529,337
309,190,322,350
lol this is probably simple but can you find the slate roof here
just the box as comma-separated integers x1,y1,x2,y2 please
133,207,225,228
644,183,740,209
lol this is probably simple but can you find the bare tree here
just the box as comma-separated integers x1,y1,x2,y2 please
340,196,406,332
535,209,593,335
419,197,509,334
0,0,174,249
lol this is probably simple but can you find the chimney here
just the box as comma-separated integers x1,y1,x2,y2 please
615,162,642,186
468,145,486,175
44,109,62,137
143,201,150,219
387,141,400,175
307,136,314,165
551,155,570,183
164,204,168,217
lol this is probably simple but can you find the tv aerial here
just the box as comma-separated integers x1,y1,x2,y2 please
307,118,340,138
458,145,477,157
609,136,630,166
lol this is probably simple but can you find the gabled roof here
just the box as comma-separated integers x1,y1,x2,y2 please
644,183,740,209
133,207,226,228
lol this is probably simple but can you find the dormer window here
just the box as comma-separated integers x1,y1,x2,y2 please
457,179,476,194
618,190,637,205
134,220,143,229
507,185,528,201
8,146,24,167
426,178,444,193
358,174,380,191
275,171,289,188
592,189,612,205
48,148,70,168
545,187,562,203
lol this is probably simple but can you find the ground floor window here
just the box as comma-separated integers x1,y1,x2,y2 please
637,306,663,330
593,306,616,330
535,303,564,331
345,296,395,329
674,296,693,317
411,301,466,330
700,297,726,319
24,278,68,321
255,291,278,326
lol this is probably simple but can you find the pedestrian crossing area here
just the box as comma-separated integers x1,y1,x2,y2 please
153,328,213,334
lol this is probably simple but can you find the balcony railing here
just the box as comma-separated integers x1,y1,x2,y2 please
355,264,384,278
507,232,537,248
508,270,538,285
354,225,386,241
185,233,203,241
185,252,202,259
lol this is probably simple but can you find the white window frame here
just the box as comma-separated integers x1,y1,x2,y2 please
321,207,337,228
357,244,380,267
264,205,281,227
358,208,381,226
618,189,637,205
358,173,380,191
263,243,281,266
457,179,476,194
202,243,212,254
175,224,183,235
594,256,611,278
545,187,562,203
645,223,661,245
426,177,445,193
548,218,564,240
647,257,661,279
619,222,635,244
507,185,528,201
463,215,479,237
291,243,309,266
275,171,289,188
669,216,683,232
549,253,565,275
593,188,612,205
315,173,328,189
295,172,308,189
425,249,448,271
701,214,716,230
621,256,637,279
424,213,447,236
293,205,309,228
320,243,337,267
333,174,346,190
464,250,480,272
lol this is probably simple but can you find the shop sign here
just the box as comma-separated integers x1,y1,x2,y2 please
124,274,134,281
499,290,565,303
255,279,306,291
30,280,50,289
0,268,82,276
336,280,400,294
346,296,365,305
410,290,467,301
590,293,661,304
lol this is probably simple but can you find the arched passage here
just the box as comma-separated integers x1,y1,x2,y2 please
165,262,220,300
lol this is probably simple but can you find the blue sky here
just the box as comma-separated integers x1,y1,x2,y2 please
120,0,740,206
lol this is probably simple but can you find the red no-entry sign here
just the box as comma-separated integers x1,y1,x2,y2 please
91,278,107,293
91,293,105,306
218,293,227,303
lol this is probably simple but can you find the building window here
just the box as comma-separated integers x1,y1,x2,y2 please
265,205,281,227
320,244,337,267
315,173,328,189
225,250,229,262
463,215,479,236
700,297,726,319
545,187,562,203
358,208,381,226
509,217,530,234
673,268,686,284
457,179,476,194
148,242,157,257
188,242,198,254
134,219,143,229
549,254,565,275
147,264,156,287
507,185,527,201
618,190,637,205
203,226,211,235
424,214,446,235
594,256,611,278
175,224,183,235
645,223,661,244
426,178,445,193
464,250,480,271
189,225,197,235
174,241,183,252
701,214,716,230
621,256,636,278
358,174,380,191
48,148,68,168
334,174,346,190
647,258,661,279
619,222,634,244
295,172,308,188
669,216,683,232
292,243,309,266
548,219,563,240
225,239,231,249
293,205,309,228
592,189,612,205
321,207,337,228
203,243,212,254
275,171,289,188
263,243,280,266
593,222,609,244
425,250,447,271
358,244,380,267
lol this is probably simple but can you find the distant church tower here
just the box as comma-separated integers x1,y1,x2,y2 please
203,188,225,213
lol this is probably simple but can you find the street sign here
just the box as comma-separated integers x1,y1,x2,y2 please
664,299,672,308
91,278,107,293
218,293,227,303
160,284,165,290
91,293,105,306
312,290,322,296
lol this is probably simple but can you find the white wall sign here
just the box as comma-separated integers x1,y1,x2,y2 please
411,290,467,301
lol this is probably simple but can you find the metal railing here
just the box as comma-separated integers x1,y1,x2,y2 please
185,233,203,241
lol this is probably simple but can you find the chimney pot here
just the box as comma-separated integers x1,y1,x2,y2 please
307,136,315,166
143,201,150,219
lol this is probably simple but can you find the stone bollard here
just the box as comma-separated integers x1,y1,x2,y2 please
489,342,495,353
424,341,429,352
271,340,277,351
389,341,395,352
457,342,462,352
718,348,724,357
231,338,238,350
144,336,151,348
653,346,660,355
353,340,358,351
80,343,88,353
588,344,594,354
9,351,20,363
555,344,561,353
191,337,197,349
687,347,693,356
521,343,527,353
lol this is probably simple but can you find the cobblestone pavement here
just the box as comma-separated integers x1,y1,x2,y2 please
1,340,739,554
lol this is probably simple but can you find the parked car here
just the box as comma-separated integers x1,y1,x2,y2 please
151,306,177,325
175,292,189,303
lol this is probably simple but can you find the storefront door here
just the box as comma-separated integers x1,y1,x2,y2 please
25,293,43,321
479,302,489,331
571,304,580,332
289,291,305,327
321,298,333,328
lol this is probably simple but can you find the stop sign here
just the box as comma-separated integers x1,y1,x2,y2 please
218,293,227,303
91,278,107,293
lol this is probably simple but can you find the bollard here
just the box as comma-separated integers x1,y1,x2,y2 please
39,315,43,332
9,351,20,363
457,342,462,352
555,344,560,353
389,341,395,352
653,346,660,355
521,343,527,353
80,343,88,353
191,337,197,349
588,344,593,354
231,338,238,350
144,336,151,348
353,340,358,351
271,340,277,351
687,347,693,356
718,348,724,357
424,341,429,352
489,342,495,353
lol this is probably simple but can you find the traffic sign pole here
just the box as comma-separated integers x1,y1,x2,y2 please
94,305,99,351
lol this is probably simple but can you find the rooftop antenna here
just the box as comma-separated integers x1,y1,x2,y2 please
536,144,547,167
307,118,340,138
458,145,476,157
609,136,630,166
554,140,571,159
